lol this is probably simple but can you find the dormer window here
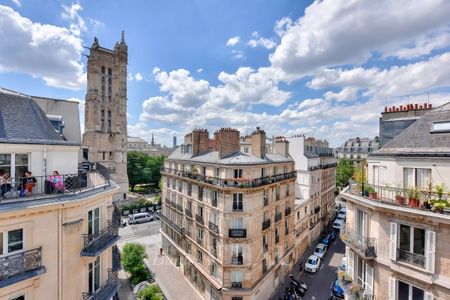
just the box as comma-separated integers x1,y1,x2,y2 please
432,121,450,133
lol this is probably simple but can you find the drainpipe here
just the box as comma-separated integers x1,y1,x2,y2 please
43,146,47,176
58,209,63,300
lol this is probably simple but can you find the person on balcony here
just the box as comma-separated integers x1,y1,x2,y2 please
0,170,12,198
49,170,64,192
20,171,37,196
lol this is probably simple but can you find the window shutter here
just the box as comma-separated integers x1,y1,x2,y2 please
365,264,374,295
389,222,398,260
348,249,354,279
388,277,397,300
425,230,436,273
424,291,434,300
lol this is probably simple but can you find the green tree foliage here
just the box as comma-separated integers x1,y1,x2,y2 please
137,285,164,300
128,152,164,192
336,159,356,188
122,243,152,285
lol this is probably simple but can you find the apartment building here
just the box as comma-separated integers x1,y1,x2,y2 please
336,137,381,165
160,128,296,300
340,103,450,299
287,135,337,250
0,89,121,300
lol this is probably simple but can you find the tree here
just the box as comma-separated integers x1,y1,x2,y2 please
336,159,355,189
127,152,164,192
122,243,152,285
138,285,164,300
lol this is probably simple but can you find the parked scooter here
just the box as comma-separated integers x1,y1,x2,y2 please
289,281,306,297
289,274,308,291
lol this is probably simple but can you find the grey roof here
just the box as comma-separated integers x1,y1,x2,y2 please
168,146,292,165
371,102,450,157
0,88,79,145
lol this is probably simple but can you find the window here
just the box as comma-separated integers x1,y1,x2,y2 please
210,211,217,225
214,168,220,177
101,66,105,102
403,168,431,189
233,193,243,211
232,245,243,264
88,208,100,235
88,256,101,293
197,228,203,240
197,250,203,262
10,296,25,300
212,190,218,207
432,121,450,133
399,224,425,265
231,218,243,229
231,271,243,286
0,154,29,178
198,206,203,217
198,186,204,201
398,280,424,300
187,184,192,196
233,169,243,178
1,228,24,255
107,111,112,132
276,185,280,200
286,184,290,196
101,110,105,131
211,261,217,277
107,68,112,102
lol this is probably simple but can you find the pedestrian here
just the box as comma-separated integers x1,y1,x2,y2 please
160,247,163,256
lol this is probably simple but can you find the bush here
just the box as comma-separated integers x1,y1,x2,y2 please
122,243,152,285
138,285,164,300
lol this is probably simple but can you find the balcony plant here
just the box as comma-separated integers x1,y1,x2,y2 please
337,270,352,286
430,184,449,213
366,186,378,199
349,282,364,298
407,186,420,208
394,184,406,205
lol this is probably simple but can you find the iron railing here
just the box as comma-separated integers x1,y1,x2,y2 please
195,214,204,225
229,228,247,238
176,204,183,212
275,212,282,223
209,221,219,234
285,207,291,216
275,235,280,244
0,172,109,204
340,224,376,258
112,245,121,271
161,168,296,189
0,247,44,282
262,219,271,231
81,221,119,256
231,255,243,265
397,248,425,268
82,269,119,300
185,208,193,218
263,196,269,206
160,214,184,235
231,282,243,289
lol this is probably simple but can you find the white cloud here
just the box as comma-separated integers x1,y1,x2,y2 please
231,49,245,60
197,68,203,73
323,87,358,102
127,73,134,81
0,5,85,90
61,2,86,37
11,0,21,7
248,32,276,49
135,72,143,81
226,36,240,47
269,0,450,80
274,17,293,37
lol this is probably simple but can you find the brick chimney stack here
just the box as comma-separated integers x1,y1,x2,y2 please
191,129,210,156
251,127,266,158
213,128,240,159
273,136,289,157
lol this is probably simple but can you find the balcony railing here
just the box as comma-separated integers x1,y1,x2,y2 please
82,269,119,300
112,245,122,271
262,219,271,231
229,228,247,238
397,248,425,268
347,180,450,214
0,247,46,288
338,271,373,300
81,221,119,257
231,282,243,289
340,224,376,258
0,171,110,206
195,214,204,225
275,235,280,244
285,207,291,216
170,200,177,208
263,196,269,206
275,212,282,223
197,238,203,246
209,221,219,234
185,208,193,218
160,213,185,235
263,243,269,253
176,204,183,212
231,255,243,265
308,163,337,171
161,168,296,189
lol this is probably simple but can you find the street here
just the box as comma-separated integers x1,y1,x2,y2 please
117,217,161,247
271,235,345,300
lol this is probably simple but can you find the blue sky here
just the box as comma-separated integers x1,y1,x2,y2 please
1,0,450,147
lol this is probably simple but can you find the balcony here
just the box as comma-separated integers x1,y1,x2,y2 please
285,207,291,216
160,213,185,235
397,249,425,268
231,282,243,289
81,221,120,257
229,228,247,238
0,247,46,288
0,171,110,207
275,212,282,223
263,243,269,253
262,219,271,231
197,238,203,246
263,196,269,206
176,203,183,212
112,245,122,271
345,181,450,215
170,200,177,208
231,255,243,265
82,269,120,300
308,162,337,171
185,208,193,218
232,205,243,212
275,235,280,244
338,271,373,300
209,221,219,234
195,214,204,225
340,224,376,259
161,168,296,189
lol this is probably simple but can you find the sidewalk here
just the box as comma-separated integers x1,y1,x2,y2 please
117,269,136,300
144,237,202,300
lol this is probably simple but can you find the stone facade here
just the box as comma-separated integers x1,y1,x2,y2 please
83,33,129,201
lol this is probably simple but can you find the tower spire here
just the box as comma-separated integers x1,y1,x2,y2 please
151,133,154,146
121,30,125,43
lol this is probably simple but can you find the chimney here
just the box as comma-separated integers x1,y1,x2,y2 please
273,136,289,157
251,127,266,158
214,128,240,159
191,129,210,156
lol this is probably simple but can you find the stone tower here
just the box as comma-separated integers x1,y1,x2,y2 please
83,32,129,201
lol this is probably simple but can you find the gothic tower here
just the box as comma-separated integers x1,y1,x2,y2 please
83,32,129,201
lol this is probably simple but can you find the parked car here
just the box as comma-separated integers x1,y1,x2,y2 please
339,207,347,214
336,213,346,222
339,257,346,271
314,243,328,259
330,230,337,241
330,277,345,299
333,219,344,231
128,212,153,224
321,233,332,246
305,255,321,273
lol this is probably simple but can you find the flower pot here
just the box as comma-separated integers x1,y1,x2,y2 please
369,192,378,199
408,198,419,208
395,195,405,205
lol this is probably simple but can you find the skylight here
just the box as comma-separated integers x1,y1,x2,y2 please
431,121,450,133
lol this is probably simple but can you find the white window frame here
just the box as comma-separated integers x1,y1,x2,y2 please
0,153,30,179
9,295,25,300
88,256,101,293
88,208,100,235
0,228,24,256
231,271,243,283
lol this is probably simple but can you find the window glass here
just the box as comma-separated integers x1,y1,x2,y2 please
0,154,11,173
15,154,29,178
399,224,410,252
412,286,424,300
11,296,25,300
88,256,100,293
8,229,23,252
413,228,425,255
88,208,100,235
398,281,409,299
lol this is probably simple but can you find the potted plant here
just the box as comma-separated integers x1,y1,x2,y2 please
394,184,406,205
430,184,449,213
407,186,420,208
366,186,378,199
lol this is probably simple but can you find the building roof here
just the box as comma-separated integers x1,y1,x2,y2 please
0,88,79,146
168,146,292,165
128,136,148,143
371,102,450,157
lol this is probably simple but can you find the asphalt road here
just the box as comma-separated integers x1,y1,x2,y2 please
271,236,345,300
118,216,161,246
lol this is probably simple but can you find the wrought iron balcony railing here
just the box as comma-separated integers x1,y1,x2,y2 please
161,168,296,189
231,255,243,265
176,204,183,212
81,221,119,257
160,213,185,235
0,247,46,288
275,235,280,244
262,219,271,231
195,214,204,225
82,269,119,300
263,196,269,206
340,224,376,259
229,228,247,238
397,248,425,268
185,208,193,218
275,212,282,223
231,282,243,289
209,221,219,234
285,207,291,216
112,245,121,271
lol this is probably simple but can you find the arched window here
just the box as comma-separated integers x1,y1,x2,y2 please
101,66,105,102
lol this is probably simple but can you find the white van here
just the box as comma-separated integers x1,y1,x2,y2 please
128,212,153,225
